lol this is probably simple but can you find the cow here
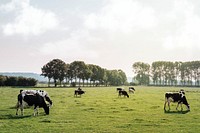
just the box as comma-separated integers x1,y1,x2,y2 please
74,90,85,97
129,87,135,93
164,90,190,111
20,90,53,107
16,93,49,116
118,90,129,98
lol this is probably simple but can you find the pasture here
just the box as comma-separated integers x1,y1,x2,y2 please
0,86,200,133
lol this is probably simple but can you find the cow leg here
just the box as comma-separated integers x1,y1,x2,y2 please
16,102,20,115
164,98,170,110
74,92,77,97
176,103,179,110
16,102,23,115
180,103,183,111
167,99,171,110
16,108,18,115
164,101,167,110
34,106,38,116
176,101,183,111
19,104,24,116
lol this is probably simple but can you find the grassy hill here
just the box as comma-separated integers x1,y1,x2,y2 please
0,86,199,132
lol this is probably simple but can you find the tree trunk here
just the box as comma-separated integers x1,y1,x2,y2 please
48,78,50,87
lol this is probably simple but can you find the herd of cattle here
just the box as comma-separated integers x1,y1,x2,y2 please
15,87,190,116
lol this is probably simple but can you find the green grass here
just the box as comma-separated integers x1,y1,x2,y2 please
0,86,200,133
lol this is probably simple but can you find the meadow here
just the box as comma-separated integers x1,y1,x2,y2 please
0,86,200,133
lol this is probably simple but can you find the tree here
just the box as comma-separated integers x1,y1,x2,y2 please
0,75,6,86
118,69,127,85
69,61,87,87
133,62,150,85
41,59,67,87
88,64,98,86
82,65,92,87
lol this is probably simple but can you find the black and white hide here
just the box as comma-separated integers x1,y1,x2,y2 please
116,88,123,91
129,87,135,93
20,90,53,107
164,90,190,111
16,93,49,116
118,90,129,98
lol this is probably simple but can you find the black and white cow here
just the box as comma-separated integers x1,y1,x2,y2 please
20,90,53,107
16,93,49,116
129,87,135,93
164,90,190,111
118,90,129,98
74,90,85,97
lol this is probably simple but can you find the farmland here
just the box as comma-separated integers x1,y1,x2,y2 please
0,86,200,133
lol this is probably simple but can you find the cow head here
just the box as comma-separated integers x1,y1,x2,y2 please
186,104,190,111
182,96,190,111
45,95,53,107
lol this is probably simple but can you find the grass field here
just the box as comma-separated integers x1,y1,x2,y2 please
0,86,200,133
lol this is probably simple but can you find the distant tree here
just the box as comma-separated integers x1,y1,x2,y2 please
69,61,86,87
106,69,127,86
41,62,54,87
0,75,6,86
103,69,109,86
5,76,18,86
82,65,92,87
41,59,67,87
27,78,37,86
17,77,28,86
133,62,150,85
88,64,98,86
118,69,127,85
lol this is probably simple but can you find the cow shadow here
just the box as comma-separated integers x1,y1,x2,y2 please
164,110,190,114
0,107,32,120
0,114,32,120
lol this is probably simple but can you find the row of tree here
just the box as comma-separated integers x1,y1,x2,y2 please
133,61,200,86
0,75,37,86
41,59,127,87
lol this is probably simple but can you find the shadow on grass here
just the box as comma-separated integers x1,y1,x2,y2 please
164,110,190,114
0,114,32,120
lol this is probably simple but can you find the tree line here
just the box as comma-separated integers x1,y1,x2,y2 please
41,59,127,87
133,61,200,86
0,75,37,86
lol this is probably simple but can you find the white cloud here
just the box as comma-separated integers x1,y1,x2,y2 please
84,0,157,33
162,0,200,50
0,0,29,12
39,31,98,60
1,0,59,36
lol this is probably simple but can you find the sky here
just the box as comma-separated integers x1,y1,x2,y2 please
0,0,200,77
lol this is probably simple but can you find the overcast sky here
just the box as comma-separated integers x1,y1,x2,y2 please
1,0,200,77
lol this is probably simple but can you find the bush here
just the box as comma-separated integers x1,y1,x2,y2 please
5,76,18,86
0,75,37,86
0,75,7,86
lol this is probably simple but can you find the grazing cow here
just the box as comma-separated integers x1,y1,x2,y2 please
118,90,129,98
20,90,53,107
164,90,190,111
74,90,85,97
16,93,49,116
129,87,135,93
